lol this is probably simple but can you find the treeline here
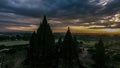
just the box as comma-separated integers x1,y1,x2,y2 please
0,34,31,41
24,16,114,68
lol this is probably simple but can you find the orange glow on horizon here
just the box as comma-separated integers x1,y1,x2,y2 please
53,26,120,35
5,25,120,35
5,25,38,31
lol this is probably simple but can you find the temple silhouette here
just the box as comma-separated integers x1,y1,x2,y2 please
24,16,84,68
24,16,110,68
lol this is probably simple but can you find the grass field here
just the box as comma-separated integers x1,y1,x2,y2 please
0,40,29,46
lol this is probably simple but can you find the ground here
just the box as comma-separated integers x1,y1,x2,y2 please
0,40,120,68
0,41,29,46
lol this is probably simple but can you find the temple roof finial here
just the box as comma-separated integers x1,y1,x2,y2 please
42,15,47,24
67,26,71,32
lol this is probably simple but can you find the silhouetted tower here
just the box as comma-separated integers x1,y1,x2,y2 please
61,27,84,68
37,16,55,46
37,16,55,68
25,16,55,68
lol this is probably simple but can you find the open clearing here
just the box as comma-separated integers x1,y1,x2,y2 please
0,40,29,46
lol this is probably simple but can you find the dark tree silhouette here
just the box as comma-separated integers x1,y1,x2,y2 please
24,31,36,65
57,37,62,53
61,27,84,68
54,37,62,68
73,36,82,53
73,36,85,68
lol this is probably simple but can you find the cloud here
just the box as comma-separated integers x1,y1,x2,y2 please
0,0,119,17
98,0,120,15
0,12,41,31
0,0,120,33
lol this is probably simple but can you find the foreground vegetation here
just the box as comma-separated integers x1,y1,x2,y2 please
0,41,29,46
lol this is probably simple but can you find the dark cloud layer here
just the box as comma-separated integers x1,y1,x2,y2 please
100,0,120,15
0,0,120,33
0,0,119,17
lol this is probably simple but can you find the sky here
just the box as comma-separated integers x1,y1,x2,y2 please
0,0,120,34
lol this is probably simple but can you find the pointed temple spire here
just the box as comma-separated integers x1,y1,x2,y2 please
67,26,70,32
63,27,73,41
42,15,48,24
61,27,85,68
25,16,55,68
67,27,71,34
62,27,73,45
